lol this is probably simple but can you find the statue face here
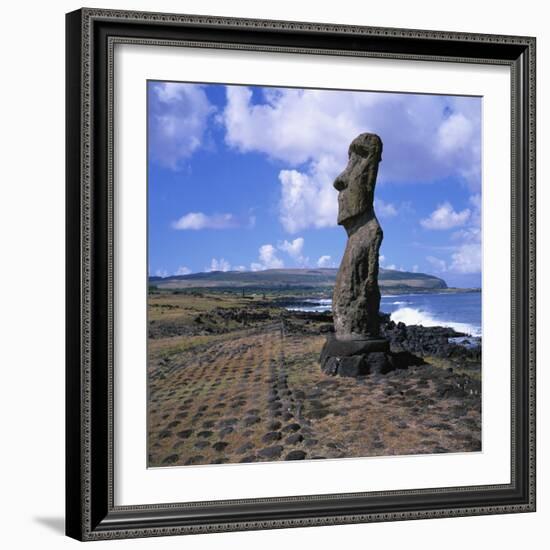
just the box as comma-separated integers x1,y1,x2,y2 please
333,134,382,226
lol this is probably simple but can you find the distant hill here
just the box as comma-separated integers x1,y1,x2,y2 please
149,268,448,292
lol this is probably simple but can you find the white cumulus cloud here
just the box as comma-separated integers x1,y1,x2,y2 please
426,208,481,276
149,82,215,169
437,113,474,154
221,86,481,233
175,266,191,275
278,237,304,258
208,258,231,272
317,255,333,268
277,237,308,265
449,243,481,274
278,164,338,233
259,244,284,269
420,202,471,230
250,244,284,271
448,193,481,273
172,212,238,230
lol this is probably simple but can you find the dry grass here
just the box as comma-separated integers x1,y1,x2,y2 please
147,293,481,467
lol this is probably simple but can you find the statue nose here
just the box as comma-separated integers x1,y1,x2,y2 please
333,173,347,191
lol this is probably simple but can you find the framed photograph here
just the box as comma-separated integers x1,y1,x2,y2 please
66,8,536,541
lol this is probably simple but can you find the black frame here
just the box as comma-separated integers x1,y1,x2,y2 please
66,8,536,541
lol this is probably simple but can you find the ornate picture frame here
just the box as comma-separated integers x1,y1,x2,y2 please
66,7,536,541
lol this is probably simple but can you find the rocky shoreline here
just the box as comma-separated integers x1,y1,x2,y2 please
379,313,481,362
283,308,481,358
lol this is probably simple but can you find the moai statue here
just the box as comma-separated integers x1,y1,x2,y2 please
320,133,392,377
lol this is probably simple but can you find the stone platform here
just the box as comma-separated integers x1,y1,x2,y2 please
320,334,421,377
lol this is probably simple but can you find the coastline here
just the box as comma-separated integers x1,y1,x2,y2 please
281,290,482,341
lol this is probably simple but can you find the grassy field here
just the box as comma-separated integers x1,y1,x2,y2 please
147,290,481,467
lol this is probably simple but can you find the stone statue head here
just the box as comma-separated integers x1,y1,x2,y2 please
333,133,383,228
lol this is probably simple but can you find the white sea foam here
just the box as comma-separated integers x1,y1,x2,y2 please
286,298,482,338
390,307,481,337
287,304,331,313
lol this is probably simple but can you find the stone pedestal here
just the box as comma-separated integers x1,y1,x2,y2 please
320,334,393,377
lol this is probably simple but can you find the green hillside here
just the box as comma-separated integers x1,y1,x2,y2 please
149,267,447,292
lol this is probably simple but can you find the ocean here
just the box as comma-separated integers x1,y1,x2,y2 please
287,291,482,338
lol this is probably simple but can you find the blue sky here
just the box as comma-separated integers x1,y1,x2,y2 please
148,81,482,288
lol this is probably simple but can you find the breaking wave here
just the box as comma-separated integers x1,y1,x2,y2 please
390,306,481,337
